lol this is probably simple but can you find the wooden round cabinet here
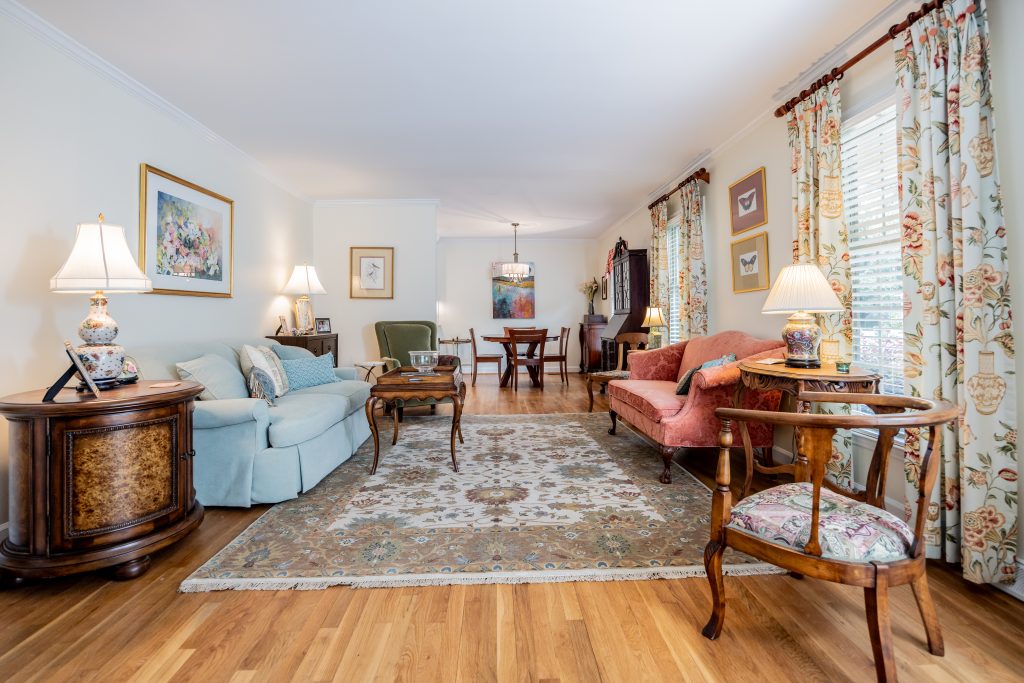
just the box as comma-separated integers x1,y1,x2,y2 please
0,381,204,583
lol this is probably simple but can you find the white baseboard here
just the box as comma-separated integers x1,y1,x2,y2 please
995,560,1024,602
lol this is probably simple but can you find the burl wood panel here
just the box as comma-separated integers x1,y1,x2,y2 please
66,418,178,536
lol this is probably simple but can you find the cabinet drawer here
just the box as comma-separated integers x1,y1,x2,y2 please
322,338,338,366
307,340,324,356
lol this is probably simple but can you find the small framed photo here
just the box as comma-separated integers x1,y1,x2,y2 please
315,317,332,333
276,314,290,335
64,341,101,397
600,274,608,300
731,232,770,293
729,167,768,235
350,247,394,299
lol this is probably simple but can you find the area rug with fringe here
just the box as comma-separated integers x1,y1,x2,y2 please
180,412,779,592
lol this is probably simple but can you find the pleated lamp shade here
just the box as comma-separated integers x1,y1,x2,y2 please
282,265,327,295
50,222,152,293
762,263,841,314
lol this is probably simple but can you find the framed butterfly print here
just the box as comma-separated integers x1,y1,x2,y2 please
729,166,767,235
731,232,769,293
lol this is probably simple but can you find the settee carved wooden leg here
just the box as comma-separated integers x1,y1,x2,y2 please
658,447,675,484
608,410,617,435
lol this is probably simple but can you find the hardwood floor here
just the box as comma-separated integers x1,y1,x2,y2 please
1,372,1021,682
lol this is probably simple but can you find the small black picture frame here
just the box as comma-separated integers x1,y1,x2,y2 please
600,275,608,300
314,317,332,333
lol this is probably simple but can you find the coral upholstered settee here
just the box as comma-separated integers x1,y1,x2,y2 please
607,331,786,484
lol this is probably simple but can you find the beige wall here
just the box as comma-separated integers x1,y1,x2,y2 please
989,0,1024,579
0,14,313,525
312,202,439,366
437,238,590,370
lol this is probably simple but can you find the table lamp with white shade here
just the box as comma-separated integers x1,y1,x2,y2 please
761,263,842,368
283,264,326,334
641,306,667,349
50,215,152,387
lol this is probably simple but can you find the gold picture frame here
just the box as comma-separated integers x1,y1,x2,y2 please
139,164,234,297
731,232,770,293
350,246,394,299
728,166,768,235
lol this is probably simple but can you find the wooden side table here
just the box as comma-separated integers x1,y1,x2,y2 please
586,370,630,412
365,366,466,474
734,361,881,497
267,333,339,367
0,381,205,583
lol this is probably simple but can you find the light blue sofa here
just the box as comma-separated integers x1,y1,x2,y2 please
132,339,371,507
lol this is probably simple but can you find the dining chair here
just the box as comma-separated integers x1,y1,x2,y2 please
542,326,571,384
613,332,648,371
468,328,502,387
508,328,548,391
702,392,957,683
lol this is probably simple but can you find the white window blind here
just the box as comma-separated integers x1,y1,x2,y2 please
841,102,904,399
666,217,682,343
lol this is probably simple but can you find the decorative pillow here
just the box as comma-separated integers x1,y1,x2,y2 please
676,353,736,395
271,344,316,361
175,354,248,401
240,344,289,397
247,368,276,406
281,354,339,391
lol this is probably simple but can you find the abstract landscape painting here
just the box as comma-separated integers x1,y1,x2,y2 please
491,262,535,319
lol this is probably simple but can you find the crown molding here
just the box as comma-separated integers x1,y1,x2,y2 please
771,0,914,103
604,0,917,241
0,0,308,201
314,198,441,207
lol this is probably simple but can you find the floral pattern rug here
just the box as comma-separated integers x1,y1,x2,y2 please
180,413,778,591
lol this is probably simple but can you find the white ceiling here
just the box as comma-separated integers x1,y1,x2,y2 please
23,0,897,238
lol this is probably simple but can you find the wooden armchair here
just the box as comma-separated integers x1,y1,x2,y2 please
702,392,957,682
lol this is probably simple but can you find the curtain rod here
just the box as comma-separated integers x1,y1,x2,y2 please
647,167,710,211
773,0,943,118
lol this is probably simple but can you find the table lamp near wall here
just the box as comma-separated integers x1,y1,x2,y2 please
761,263,842,368
283,264,326,334
50,214,153,387
641,306,667,349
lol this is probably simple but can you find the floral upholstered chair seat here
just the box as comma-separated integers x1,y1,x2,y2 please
727,483,913,563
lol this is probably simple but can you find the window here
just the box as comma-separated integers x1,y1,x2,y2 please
841,103,904,399
666,217,682,343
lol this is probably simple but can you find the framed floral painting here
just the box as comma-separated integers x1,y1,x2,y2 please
139,164,234,297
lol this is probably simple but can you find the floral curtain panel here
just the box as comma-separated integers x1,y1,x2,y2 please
896,0,1016,585
787,83,855,489
677,181,709,338
649,200,670,323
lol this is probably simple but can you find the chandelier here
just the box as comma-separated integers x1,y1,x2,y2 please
500,222,531,282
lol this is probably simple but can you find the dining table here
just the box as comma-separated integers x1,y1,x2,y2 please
481,333,560,388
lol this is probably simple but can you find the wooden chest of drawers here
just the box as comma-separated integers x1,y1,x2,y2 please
266,333,339,366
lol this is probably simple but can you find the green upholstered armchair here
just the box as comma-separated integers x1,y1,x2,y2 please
373,320,461,413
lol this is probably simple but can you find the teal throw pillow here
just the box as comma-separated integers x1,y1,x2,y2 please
281,354,338,391
176,353,248,401
675,353,737,395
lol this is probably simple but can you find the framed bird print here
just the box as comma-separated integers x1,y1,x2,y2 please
350,246,394,299
731,232,770,293
729,166,767,235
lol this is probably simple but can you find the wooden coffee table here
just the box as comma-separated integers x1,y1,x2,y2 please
365,365,467,474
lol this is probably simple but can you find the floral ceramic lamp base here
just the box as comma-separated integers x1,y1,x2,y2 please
75,291,125,388
781,311,822,369
294,296,315,334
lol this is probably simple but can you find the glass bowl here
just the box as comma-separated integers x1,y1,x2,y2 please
409,350,439,373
